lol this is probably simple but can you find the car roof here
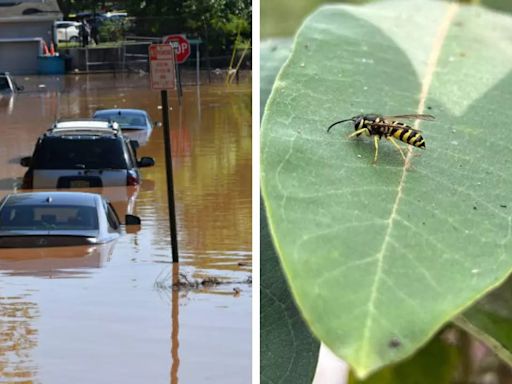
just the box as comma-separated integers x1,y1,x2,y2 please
53,120,118,129
94,109,149,116
45,120,121,137
1,192,101,208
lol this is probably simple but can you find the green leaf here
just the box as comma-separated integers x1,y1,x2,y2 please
260,39,319,384
349,333,460,384
261,0,512,378
261,199,320,384
261,39,293,117
456,275,512,366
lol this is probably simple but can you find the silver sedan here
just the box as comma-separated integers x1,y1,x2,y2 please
0,192,140,248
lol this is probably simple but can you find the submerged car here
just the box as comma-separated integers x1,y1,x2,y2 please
0,192,141,248
92,109,157,144
0,72,23,94
20,120,155,189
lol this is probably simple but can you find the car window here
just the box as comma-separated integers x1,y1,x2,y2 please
0,205,99,231
33,137,128,169
94,111,148,128
124,140,137,167
105,202,120,230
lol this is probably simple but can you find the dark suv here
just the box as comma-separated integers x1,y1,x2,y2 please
21,120,155,189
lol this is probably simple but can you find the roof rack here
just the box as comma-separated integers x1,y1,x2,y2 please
47,120,120,136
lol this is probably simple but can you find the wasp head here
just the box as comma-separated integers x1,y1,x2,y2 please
353,115,365,129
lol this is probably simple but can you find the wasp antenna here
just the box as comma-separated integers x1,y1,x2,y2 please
327,118,354,133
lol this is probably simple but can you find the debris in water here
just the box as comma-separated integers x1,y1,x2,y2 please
155,273,252,292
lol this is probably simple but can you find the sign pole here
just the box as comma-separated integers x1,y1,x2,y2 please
149,43,180,263
173,50,183,105
196,43,200,86
161,89,179,263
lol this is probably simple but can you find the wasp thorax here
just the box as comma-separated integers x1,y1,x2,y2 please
363,114,379,121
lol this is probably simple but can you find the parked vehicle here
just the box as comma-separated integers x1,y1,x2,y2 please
104,12,128,20
0,72,23,94
20,120,155,189
0,192,141,248
92,109,157,144
55,21,81,42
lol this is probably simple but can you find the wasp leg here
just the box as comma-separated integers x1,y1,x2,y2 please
386,136,407,160
373,135,379,164
348,128,368,139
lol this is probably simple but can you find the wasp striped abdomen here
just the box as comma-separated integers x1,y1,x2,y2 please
388,122,426,148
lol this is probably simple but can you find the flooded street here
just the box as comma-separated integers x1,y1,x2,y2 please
0,73,252,383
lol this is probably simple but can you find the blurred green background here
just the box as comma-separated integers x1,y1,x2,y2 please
261,0,368,37
261,0,512,38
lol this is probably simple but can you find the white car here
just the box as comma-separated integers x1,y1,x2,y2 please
93,108,156,145
55,21,81,42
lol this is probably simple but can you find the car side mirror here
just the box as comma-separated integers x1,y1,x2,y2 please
125,214,141,225
137,156,155,168
129,139,140,150
20,156,32,167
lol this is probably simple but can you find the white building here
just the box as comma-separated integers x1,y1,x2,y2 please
0,0,62,74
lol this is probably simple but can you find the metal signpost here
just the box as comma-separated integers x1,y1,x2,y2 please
149,44,179,263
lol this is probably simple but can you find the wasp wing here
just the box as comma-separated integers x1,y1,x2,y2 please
382,114,435,121
368,121,423,132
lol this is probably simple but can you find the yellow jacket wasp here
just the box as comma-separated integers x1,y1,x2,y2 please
327,114,435,164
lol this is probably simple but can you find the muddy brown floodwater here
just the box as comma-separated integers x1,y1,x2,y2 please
0,73,252,383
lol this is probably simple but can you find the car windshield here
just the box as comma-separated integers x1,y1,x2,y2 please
94,111,147,129
34,138,128,169
0,205,99,231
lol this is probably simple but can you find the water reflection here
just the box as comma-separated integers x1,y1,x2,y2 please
0,291,39,382
171,263,180,384
0,73,251,383
0,242,116,278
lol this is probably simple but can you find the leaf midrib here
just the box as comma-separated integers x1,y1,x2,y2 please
357,2,461,372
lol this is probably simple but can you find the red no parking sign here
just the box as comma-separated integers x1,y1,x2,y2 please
162,35,191,64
